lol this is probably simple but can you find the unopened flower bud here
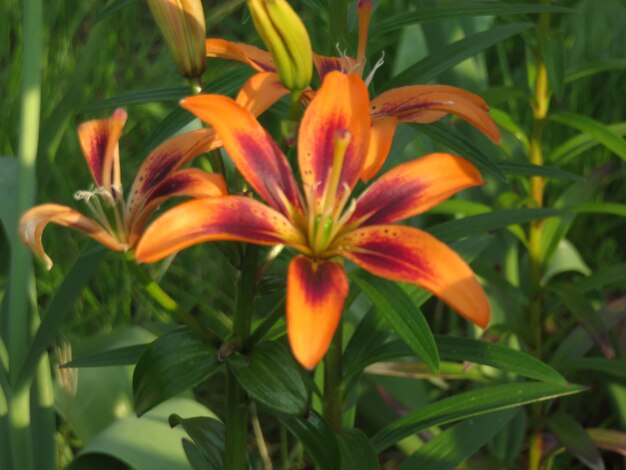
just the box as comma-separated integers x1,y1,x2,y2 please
147,0,207,79
248,0,313,92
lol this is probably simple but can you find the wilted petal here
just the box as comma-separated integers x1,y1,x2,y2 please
298,72,370,201
205,38,275,72
287,256,349,369
128,169,227,246
361,116,398,181
78,108,127,189
134,196,304,263
19,204,123,270
235,71,289,117
351,153,483,226
334,225,489,328
127,128,221,220
371,85,500,143
180,94,302,218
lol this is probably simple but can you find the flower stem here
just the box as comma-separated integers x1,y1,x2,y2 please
224,245,259,469
528,5,551,470
323,322,343,433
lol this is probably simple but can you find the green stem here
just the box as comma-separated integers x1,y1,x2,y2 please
528,6,551,470
323,322,343,433
224,245,259,470
126,256,217,342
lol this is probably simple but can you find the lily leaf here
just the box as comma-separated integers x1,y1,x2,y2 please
371,382,585,451
547,412,605,470
280,410,340,469
133,327,221,416
62,344,146,368
169,415,225,470
337,429,379,470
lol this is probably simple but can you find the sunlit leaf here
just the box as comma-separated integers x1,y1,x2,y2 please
398,409,517,470
371,382,585,451
549,122,626,164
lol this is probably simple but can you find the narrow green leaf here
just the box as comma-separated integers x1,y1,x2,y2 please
0,158,18,248
81,87,189,113
566,59,626,83
62,344,147,368
16,246,107,389
436,337,566,384
547,412,605,470
350,270,439,373
569,202,626,217
398,409,517,470
228,341,307,415
550,284,613,359
541,31,565,99
549,122,626,164
133,327,220,416
94,0,136,24
337,429,379,470
280,410,340,469
414,122,507,182
576,265,626,294
586,429,626,457
542,239,591,285
549,112,626,162
371,382,585,451
373,3,571,39
497,162,582,181
490,108,529,150
561,358,626,380
386,23,533,89
428,208,566,244
139,108,195,158
169,415,224,469
181,440,213,470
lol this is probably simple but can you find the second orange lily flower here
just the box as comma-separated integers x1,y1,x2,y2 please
135,72,490,369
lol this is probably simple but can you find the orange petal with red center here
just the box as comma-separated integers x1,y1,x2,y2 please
235,72,289,117
127,128,221,220
128,169,227,246
205,38,275,72
287,256,349,369
78,108,127,189
371,86,500,143
180,95,302,218
19,204,123,270
351,153,483,227
134,196,304,263
334,225,489,328
298,71,371,201
312,53,356,81
361,116,398,181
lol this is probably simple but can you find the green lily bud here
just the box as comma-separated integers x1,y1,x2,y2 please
147,0,207,79
248,0,313,92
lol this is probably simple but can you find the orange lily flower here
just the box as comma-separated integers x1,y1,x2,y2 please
20,73,288,269
204,2,500,181
135,72,490,369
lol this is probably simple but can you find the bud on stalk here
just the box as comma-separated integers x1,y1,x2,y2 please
248,0,313,92
147,0,207,80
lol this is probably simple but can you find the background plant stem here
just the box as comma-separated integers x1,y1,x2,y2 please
323,322,343,433
528,5,551,470
224,244,258,469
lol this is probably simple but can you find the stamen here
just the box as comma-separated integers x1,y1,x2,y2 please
365,52,385,87
321,129,352,216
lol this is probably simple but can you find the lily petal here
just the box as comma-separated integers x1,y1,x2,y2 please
371,86,500,143
127,128,221,220
351,153,483,226
180,94,302,218
235,71,289,117
312,53,356,81
19,204,123,270
298,71,371,201
205,38,276,72
361,116,398,181
134,196,304,263
78,108,127,189
334,225,489,327
128,169,227,246
287,256,349,369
